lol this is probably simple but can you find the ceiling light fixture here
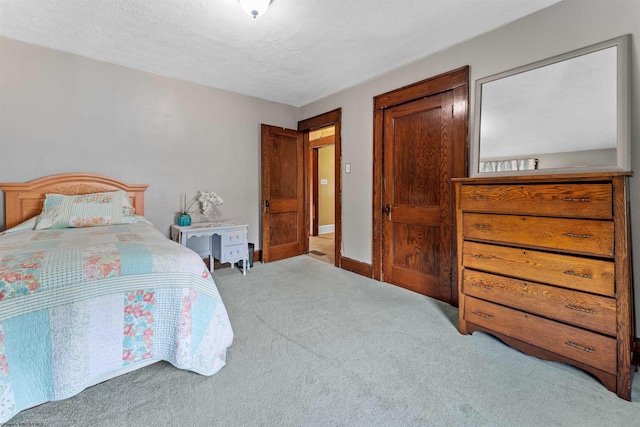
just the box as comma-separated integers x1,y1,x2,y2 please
238,0,271,19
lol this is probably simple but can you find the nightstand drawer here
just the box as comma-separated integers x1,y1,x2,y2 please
223,244,246,262
459,183,612,218
222,230,246,247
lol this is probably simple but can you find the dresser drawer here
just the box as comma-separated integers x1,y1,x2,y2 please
464,296,617,374
462,241,614,296
459,183,612,218
462,213,614,257
222,230,246,247
462,269,616,336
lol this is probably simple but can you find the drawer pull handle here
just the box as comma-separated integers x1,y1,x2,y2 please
564,233,592,239
564,270,592,279
470,195,487,200
472,311,493,320
473,224,492,230
562,197,591,203
566,304,595,314
473,255,492,261
566,341,594,353
472,283,492,290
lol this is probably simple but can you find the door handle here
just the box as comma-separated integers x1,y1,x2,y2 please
383,205,391,221
264,200,270,213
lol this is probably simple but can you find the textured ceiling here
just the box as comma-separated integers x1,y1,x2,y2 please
0,0,561,107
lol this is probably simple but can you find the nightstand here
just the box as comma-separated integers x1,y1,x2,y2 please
170,220,250,275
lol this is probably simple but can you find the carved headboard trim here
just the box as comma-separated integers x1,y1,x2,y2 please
0,173,149,229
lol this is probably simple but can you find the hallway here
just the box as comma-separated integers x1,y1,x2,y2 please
308,232,335,265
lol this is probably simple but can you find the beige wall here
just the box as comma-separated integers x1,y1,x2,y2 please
317,145,335,228
0,37,298,245
1,0,638,332
299,0,640,331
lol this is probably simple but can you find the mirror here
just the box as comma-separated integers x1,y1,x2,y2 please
471,35,630,176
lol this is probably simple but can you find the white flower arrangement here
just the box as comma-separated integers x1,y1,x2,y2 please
198,191,223,216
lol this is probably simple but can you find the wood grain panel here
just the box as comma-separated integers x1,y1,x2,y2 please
459,183,612,218
393,107,441,207
268,135,299,200
465,296,617,373
463,241,615,296
269,212,298,246
462,213,614,257
463,269,616,335
392,223,439,276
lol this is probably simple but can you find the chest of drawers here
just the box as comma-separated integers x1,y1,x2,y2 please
454,173,634,400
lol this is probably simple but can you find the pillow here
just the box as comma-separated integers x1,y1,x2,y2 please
0,216,40,236
35,190,136,230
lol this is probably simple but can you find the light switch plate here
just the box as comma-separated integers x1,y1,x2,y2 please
345,163,351,173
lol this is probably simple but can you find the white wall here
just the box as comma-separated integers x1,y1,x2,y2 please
299,0,640,331
0,37,298,245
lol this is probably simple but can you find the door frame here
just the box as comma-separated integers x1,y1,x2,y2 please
298,109,342,268
372,67,469,304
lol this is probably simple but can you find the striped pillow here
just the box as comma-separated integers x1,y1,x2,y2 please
35,190,136,230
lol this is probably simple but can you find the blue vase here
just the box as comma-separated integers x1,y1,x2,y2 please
178,214,192,226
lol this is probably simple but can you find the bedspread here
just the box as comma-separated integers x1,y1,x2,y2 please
0,221,233,422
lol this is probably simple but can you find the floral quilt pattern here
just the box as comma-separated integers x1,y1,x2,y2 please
116,233,143,242
71,217,111,228
0,324,15,421
0,221,233,423
74,193,113,204
83,244,121,280
123,290,156,364
0,251,44,302
175,289,199,366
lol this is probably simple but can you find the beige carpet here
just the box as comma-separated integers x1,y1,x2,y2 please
10,256,640,426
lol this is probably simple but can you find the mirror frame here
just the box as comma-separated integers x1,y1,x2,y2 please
471,34,631,177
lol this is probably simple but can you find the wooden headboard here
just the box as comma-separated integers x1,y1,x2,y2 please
0,173,149,229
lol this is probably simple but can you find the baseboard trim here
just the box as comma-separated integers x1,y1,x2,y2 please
318,224,335,234
340,256,373,278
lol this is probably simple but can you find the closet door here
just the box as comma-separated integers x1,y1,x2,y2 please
381,91,455,301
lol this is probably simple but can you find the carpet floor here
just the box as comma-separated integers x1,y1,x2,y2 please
10,256,640,426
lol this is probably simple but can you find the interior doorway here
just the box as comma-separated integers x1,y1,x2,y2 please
308,126,335,265
298,109,342,268
260,110,341,266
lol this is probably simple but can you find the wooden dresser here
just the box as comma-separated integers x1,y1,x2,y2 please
454,173,635,400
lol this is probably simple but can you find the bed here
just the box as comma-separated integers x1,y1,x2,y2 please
0,173,234,422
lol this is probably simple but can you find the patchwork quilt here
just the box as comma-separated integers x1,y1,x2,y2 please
0,220,233,422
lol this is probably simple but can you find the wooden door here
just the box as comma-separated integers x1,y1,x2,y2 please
382,91,455,301
261,124,305,262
